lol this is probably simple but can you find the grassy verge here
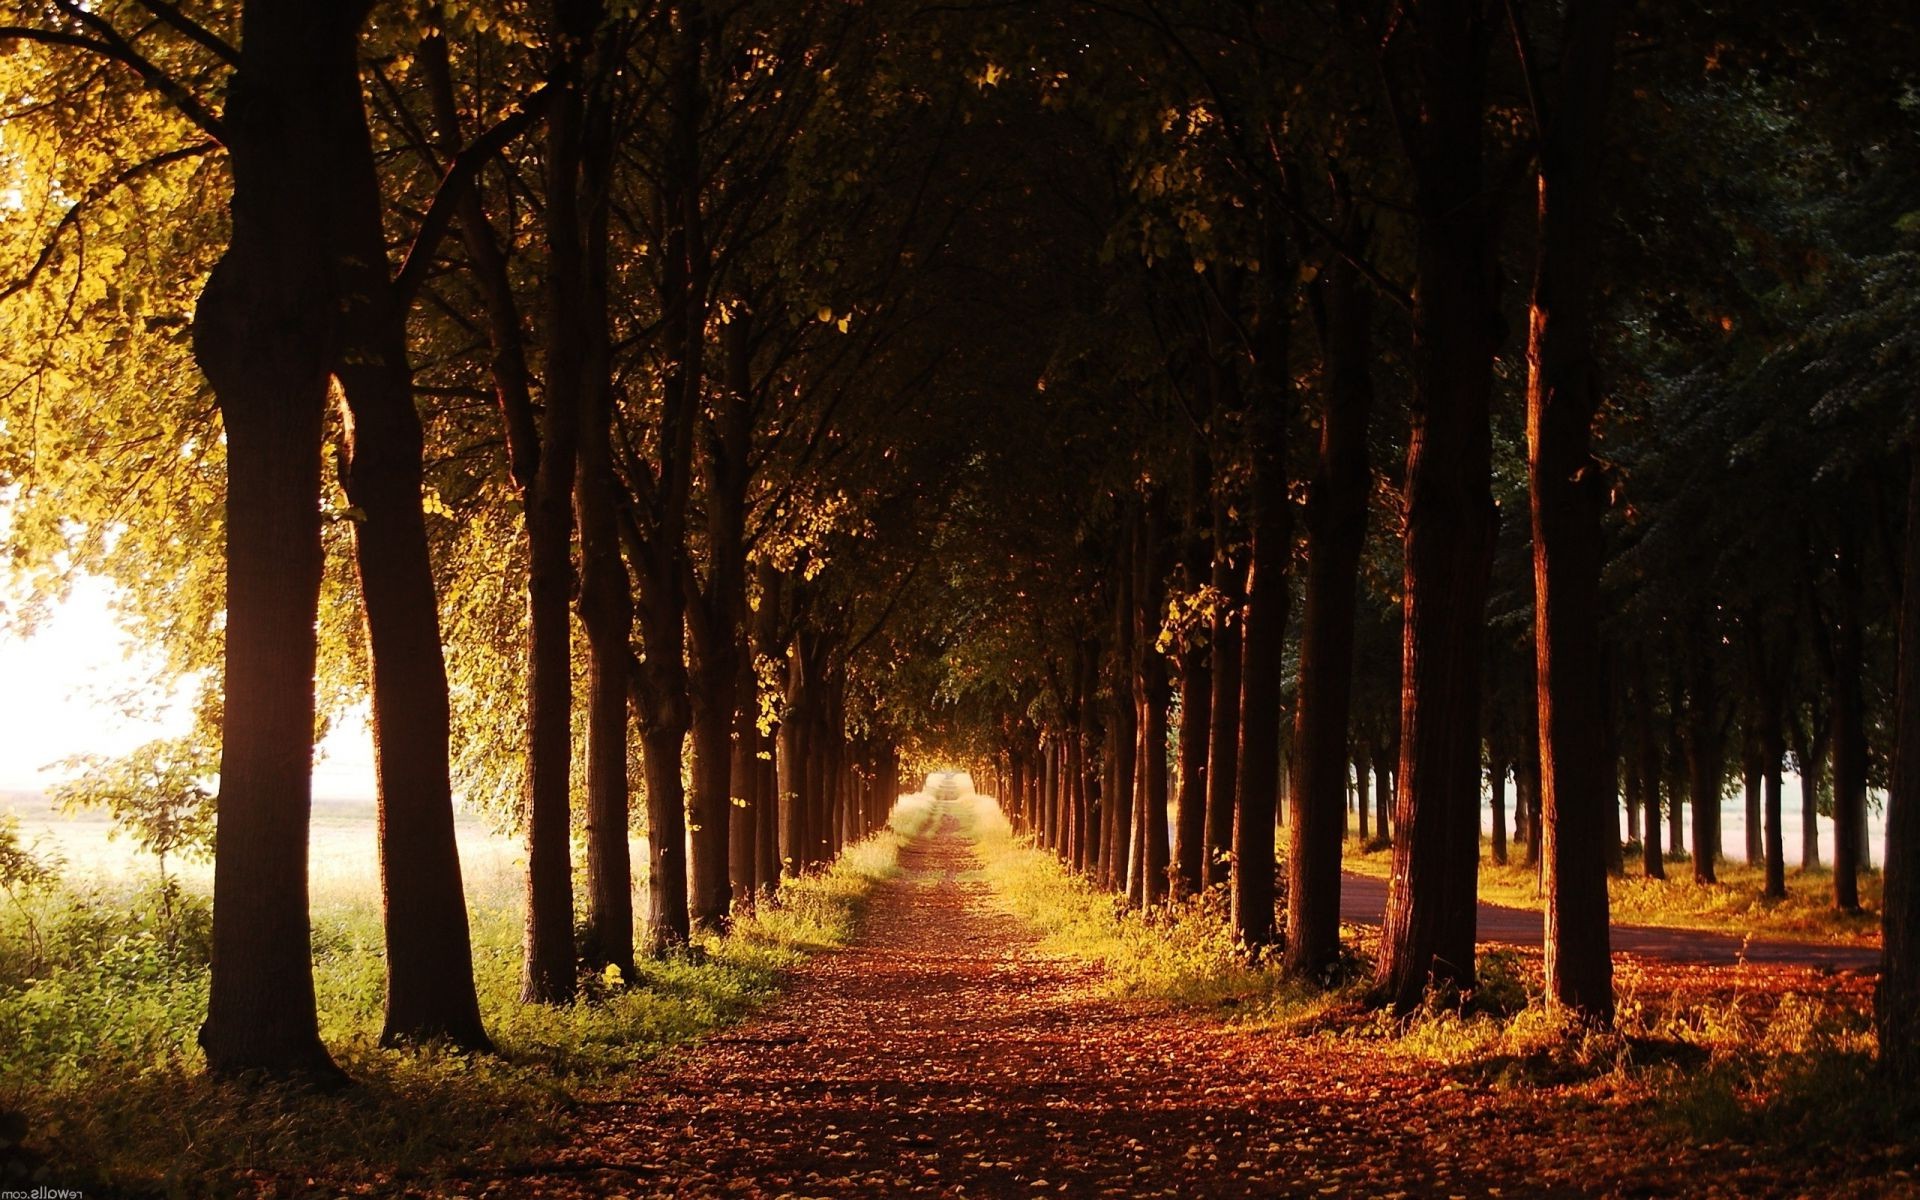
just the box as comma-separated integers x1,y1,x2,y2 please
0,802,929,1197
1343,837,1883,946
958,795,1912,1174
954,797,1318,1014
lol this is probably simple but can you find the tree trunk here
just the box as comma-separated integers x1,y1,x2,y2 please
518,38,603,1003
1527,0,1620,1020
1135,498,1172,909
1833,537,1867,913
1796,723,1826,870
1519,755,1542,870
729,669,760,910
1489,756,1509,867
574,88,633,972
1232,220,1293,950
779,638,809,877
1634,664,1666,879
1204,489,1245,891
1667,732,1687,858
1109,544,1138,894
1374,0,1502,1011
195,0,352,1078
1173,644,1211,899
1375,750,1393,845
325,18,491,1049
1684,639,1722,885
1743,739,1765,865
1878,438,1920,1075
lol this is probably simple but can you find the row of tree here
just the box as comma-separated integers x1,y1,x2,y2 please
901,0,1916,1058
1,0,1915,1079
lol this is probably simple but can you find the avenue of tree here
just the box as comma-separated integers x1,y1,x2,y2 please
0,0,1916,1079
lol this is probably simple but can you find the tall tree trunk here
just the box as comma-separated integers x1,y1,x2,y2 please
729,666,760,910
518,24,604,1003
1204,490,1245,890
1173,644,1211,899
1519,754,1542,870
1489,754,1509,867
1374,746,1393,845
689,314,753,933
1684,637,1722,885
1355,750,1372,842
574,83,632,974
1232,220,1293,950
1374,0,1503,1012
1633,662,1666,879
1878,438,1920,1075
1527,0,1620,1020
778,636,809,877
1833,537,1867,913
1109,543,1138,894
195,0,351,1078
1763,743,1787,899
1743,738,1765,865
630,0,708,951
326,19,492,1049
1796,722,1826,870
1136,498,1173,908
1667,732,1687,858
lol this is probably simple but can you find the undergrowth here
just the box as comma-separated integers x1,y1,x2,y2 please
0,804,924,1197
962,795,1912,1172
955,798,1300,1013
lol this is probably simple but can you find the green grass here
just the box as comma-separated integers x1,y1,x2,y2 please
0,803,927,1197
1342,835,1884,946
954,798,1358,1020
957,796,1915,1177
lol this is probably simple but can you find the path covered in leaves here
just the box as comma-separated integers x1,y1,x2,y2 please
452,806,1880,1198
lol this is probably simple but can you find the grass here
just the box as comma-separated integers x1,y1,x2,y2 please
0,800,929,1197
957,794,1915,1182
1342,834,1884,946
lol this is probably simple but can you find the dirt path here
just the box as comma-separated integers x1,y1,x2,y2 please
449,804,1869,1198
1339,874,1883,972
460,807,1532,1197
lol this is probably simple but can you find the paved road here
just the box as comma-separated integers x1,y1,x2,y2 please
1340,871,1883,971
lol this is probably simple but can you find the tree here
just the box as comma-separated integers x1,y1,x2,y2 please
1526,0,1622,1022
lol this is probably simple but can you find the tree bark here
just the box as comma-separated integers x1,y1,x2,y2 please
330,58,492,1046
1203,488,1245,891
1135,498,1173,909
1489,755,1509,867
688,313,753,933
1878,438,1920,1075
1373,0,1503,1012
195,0,354,1079
1795,722,1826,870
1681,632,1722,885
1173,641,1212,899
574,77,632,974
1232,220,1293,950
1832,536,1867,913
1108,544,1138,894
1526,0,1620,1020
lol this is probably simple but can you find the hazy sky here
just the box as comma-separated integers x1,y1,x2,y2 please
0,573,377,798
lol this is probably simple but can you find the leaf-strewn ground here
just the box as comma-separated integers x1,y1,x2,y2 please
449,802,1915,1199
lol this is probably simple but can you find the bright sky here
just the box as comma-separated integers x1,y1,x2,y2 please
0,573,377,799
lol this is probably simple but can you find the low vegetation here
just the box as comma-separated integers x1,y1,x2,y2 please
0,802,928,1195
954,796,1913,1179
